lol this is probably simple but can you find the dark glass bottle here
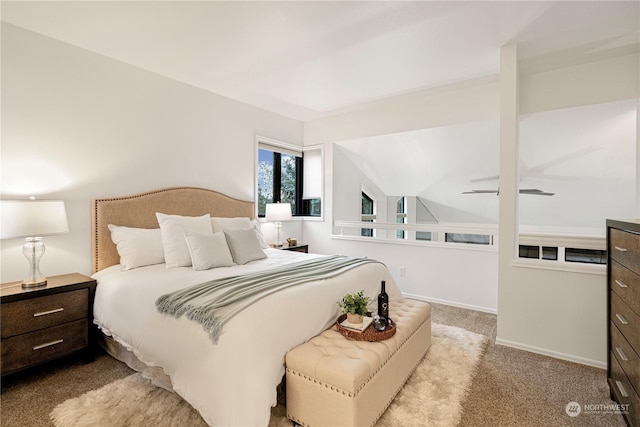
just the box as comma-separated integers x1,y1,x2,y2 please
378,280,389,320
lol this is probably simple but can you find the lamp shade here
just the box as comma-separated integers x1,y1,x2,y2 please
265,203,292,222
0,200,69,239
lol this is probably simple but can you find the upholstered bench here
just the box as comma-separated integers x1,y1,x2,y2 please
285,298,432,427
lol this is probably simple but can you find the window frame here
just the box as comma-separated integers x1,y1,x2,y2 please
255,136,322,218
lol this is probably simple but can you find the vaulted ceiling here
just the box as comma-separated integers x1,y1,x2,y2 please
2,1,638,121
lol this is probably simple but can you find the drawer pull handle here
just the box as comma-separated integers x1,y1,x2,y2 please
616,347,629,361
614,246,628,252
615,381,629,398
616,313,629,325
615,280,628,289
33,308,64,317
33,339,63,351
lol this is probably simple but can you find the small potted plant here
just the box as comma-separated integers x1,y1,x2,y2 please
338,290,371,324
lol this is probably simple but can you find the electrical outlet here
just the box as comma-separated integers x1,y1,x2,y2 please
399,267,406,277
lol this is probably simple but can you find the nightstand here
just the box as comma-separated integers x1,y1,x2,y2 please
281,244,309,253
0,273,97,376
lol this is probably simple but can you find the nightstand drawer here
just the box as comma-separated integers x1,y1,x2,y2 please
0,319,87,374
611,228,640,275
611,322,640,395
611,291,640,354
1,289,88,338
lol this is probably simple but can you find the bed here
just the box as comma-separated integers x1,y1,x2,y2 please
91,187,403,426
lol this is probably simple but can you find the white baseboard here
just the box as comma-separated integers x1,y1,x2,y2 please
403,293,497,315
495,337,606,369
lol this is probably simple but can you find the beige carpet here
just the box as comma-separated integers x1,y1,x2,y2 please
50,323,487,427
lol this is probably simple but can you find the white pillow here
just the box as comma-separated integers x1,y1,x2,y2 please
107,225,165,270
250,219,269,249
156,213,213,268
211,217,251,233
184,231,235,270
224,229,267,265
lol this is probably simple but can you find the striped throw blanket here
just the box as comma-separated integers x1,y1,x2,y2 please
156,255,381,344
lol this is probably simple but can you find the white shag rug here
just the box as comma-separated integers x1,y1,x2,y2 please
51,323,487,427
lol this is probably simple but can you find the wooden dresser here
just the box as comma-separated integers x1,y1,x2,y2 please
608,219,640,426
0,273,97,375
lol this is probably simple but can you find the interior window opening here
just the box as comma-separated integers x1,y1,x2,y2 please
396,196,407,239
565,248,606,264
446,233,491,245
361,191,375,237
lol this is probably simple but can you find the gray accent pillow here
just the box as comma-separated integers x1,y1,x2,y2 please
224,229,267,265
184,231,235,270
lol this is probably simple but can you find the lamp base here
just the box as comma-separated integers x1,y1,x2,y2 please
21,278,47,289
22,237,47,289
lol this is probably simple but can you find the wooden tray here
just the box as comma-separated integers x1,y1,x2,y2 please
335,314,396,341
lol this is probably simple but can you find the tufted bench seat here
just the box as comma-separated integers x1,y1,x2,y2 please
285,298,431,427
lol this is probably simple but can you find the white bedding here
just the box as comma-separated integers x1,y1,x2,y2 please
93,248,402,427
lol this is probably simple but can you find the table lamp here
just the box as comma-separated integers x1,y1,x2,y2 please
1,199,69,288
265,202,292,248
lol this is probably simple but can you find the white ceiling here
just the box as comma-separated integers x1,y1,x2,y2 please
2,1,638,121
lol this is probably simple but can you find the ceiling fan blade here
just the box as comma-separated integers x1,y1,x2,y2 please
462,189,498,194
519,188,555,196
463,188,554,196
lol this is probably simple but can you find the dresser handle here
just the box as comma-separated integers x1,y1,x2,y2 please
616,347,629,361
33,339,63,351
614,246,628,252
33,307,64,317
615,280,628,289
615,381,629,398
616,313,629,325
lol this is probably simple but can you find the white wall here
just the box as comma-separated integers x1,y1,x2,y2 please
304,52,639,367
497,52,639,367
0,23,303,282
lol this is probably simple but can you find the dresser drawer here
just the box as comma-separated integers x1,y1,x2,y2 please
612,291,640,354
610,353,640,426
0,319,87,374
612,260,640,316
612,322,640,396
611,228,640,275
1,289,88,338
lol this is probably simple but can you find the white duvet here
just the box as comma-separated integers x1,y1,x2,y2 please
93,249,401,427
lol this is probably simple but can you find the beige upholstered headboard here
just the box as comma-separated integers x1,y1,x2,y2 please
92,187,254,273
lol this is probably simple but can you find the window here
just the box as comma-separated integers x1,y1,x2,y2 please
361,192,374,237
519,245,539,259
518,245,557,259
565,248,606,264
257,147,300,216
396,197,407,239
446,233,491,245
542,246,558,261
257,138,322,217
518,245,604,264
